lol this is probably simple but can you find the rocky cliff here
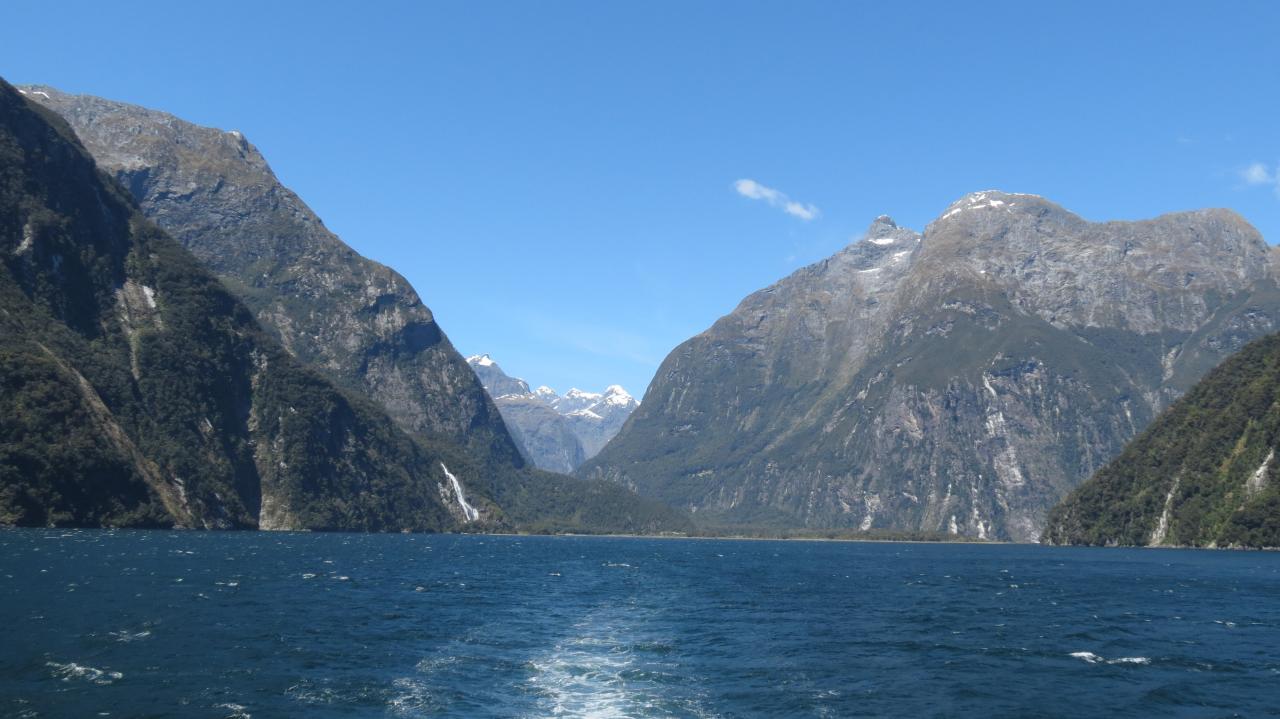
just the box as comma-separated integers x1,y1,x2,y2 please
579,194,1280,540
0,81,490,531
1043,332,1280,548
21,85,521,468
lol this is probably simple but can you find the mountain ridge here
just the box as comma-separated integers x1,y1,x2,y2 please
18,84,524,469
2,80,693,536
467,354,638,472
0,79,489,531
579,190,1279,540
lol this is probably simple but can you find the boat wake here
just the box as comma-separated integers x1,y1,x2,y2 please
522,605,715,719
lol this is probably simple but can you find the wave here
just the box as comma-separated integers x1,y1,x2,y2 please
109,629,152,642
215,702,252,718
46,661,123,685
1069,651,1151,666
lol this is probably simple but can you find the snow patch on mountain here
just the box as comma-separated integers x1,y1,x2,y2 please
467,354,640,471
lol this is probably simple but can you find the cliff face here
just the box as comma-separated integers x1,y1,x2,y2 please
580,196,1280,541
0,81,489,531
1043,332,1280,548
22,85,522,468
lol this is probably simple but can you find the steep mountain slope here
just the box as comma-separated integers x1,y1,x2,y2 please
0,80,489,531
5,82,692,536
579,197,1280,540
1042,332,1280,548
467,354,639,472
21,85,521,468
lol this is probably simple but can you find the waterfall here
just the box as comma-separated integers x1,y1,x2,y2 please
440,463,480,522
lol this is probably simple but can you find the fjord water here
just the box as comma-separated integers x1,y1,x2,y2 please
3,532,1279,718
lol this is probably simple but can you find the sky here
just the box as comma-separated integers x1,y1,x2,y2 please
4,1,1279,397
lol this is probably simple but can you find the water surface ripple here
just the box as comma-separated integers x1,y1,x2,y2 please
2,530,1279,717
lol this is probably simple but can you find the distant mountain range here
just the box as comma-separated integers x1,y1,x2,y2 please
1,80,690,535
1043,331,1280,548
467,354,638,473
579,193,1280,541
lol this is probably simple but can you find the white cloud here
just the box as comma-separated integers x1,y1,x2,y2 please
1240,161,1280,199
734,178,820,221
1242,162,1275,186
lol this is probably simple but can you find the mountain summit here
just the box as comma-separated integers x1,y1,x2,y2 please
579,192,1280,540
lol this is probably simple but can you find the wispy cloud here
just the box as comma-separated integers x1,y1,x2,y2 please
1239,161,1280,198
1242,162,1275,185
734,178,820,221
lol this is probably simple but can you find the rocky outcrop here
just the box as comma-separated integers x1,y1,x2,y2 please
579,195,1280,541
21,85,522,468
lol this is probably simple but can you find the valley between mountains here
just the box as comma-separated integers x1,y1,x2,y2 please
5,79,1280,547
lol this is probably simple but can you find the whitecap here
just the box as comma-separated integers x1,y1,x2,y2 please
109,629,151,642
215,702,252,718
1070,651,1151,666
47,661,123,685
1110,657,1151,665
1069,651,1102,664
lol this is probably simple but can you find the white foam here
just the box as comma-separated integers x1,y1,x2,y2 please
215,703,252,718
109,629,151,642
47,661,123,684
522,606,708,718
1070,651,1150,665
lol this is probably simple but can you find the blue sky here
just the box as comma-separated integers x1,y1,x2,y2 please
4,1,1279,396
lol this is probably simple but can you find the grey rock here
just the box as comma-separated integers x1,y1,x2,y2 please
580,192,1280,541
21,85,522,467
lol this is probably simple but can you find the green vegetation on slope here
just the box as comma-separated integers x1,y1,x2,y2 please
1043,333,1280,548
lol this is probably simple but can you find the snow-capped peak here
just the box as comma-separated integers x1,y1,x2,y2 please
938,190,1043,221
534,385,558,398
603,385,637,406
565,388,603,401
466,354,495,368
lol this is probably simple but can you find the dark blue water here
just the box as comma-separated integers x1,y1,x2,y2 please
2,531,1279,718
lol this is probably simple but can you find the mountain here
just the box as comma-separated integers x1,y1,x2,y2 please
1,81,692,536
579,194,1280,541
467,354,639,472
467,355,585,473
19,85,522,469
0,80,490,531
553,385,641,458
1042,332,1280,548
